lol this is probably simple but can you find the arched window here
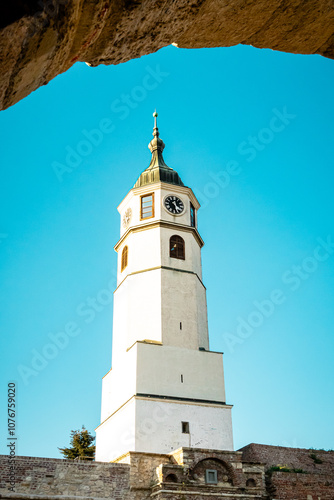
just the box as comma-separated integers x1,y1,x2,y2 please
121,246,128,272
170,235,185,260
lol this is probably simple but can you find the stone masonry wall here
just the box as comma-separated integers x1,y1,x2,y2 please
0,455,131,500
240,443,334,500
240,443,334,473
267,472,334,500
0,449,267,500
173,447,261,487
113,451,171,490
1,445,333,500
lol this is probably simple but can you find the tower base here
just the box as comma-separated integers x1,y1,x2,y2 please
95,394,233,462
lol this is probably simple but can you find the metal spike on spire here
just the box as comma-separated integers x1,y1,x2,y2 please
153,110,158,137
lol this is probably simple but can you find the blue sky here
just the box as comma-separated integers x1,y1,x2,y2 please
0,44,333,458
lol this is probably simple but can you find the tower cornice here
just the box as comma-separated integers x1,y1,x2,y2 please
114,219,204,252
114,265,206,294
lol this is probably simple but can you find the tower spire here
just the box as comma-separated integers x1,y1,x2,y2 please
148,110,168,169
133,111,184,188
153,109,158,136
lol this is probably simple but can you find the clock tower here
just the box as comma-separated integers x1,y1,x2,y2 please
95,113,233,462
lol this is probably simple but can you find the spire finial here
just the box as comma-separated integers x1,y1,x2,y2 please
153,110,159,138
133,111,184,188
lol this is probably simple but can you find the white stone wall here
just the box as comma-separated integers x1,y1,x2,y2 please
96,395,233,462
160,226,203,278
112,269,162,363
96,397,136,462
113,266,208,358
101,346,137,421
135,343,226,403
135,398,234,455
117,226,203,285
116,227,162,284
160,268,208,349
103,342,226,422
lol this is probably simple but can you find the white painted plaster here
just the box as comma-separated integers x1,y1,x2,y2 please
135,343,226,402
95,397,136,462
101,346,137,421
96,396,233,462
135,398,234,455
112,269,162,363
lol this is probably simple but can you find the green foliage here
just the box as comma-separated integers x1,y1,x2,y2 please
59,426,95,460
310,453,323,464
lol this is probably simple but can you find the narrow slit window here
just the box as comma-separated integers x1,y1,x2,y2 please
121,246,128,272
141,193,154,220
180,322,182,330
182,421,189,434
190,203,196,227
181,374,183,383
170,235,185,260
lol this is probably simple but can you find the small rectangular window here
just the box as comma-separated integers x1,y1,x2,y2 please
181,421,189,434
190,203,196,227
205,469,218,484
180,322,182,330
180,374,183,383
141,193,154,220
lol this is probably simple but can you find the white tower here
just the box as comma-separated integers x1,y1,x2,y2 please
95,113,233,462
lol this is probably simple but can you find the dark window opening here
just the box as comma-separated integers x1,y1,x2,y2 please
170,235,185,260
165,474,178,483
181,374,183,383
246,478,256,487
190,203,196,227
182,421,189,434
180,322,182,330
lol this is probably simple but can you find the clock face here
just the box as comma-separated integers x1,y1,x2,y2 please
122,208,132,228
164,195,184,215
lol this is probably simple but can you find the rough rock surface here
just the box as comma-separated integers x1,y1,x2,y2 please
1,0,334,110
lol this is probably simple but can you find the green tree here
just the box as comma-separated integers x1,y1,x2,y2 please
59,426,95,460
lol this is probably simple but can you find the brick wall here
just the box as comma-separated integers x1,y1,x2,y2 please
268,471,334,500
240,443,334,474
239,443,334,499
